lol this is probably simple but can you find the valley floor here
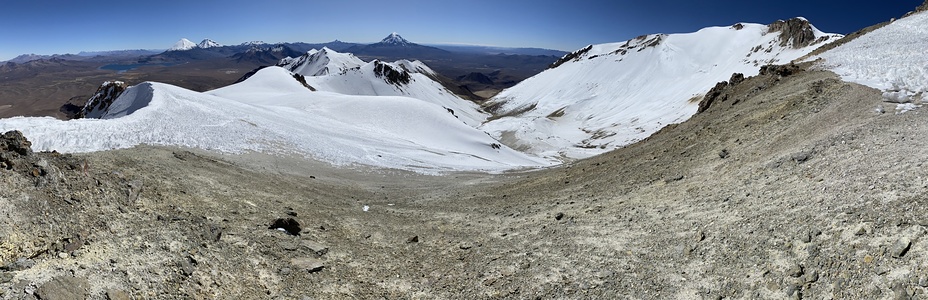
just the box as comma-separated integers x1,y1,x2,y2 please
3,66,928,299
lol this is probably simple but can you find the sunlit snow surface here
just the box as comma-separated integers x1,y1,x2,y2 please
481,22,839,160
278,48,487,126
0,67,551,174
809,11,928,102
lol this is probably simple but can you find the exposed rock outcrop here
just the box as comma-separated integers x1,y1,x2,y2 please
76,81,128,119
548,45,592,69
768,18,819,49
759,63,801,77
373,61,411,85
698,63,803,113
699,74,740,114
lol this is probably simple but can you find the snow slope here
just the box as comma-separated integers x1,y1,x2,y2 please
169,38,197,51
281,48,488,126
0,67,548,174
277,48,364,76
481,19,841,160
808,11,928,104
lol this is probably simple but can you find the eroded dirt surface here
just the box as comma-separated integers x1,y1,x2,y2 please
3,66,928,299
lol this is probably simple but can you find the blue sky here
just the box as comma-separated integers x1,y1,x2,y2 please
0,0,922,61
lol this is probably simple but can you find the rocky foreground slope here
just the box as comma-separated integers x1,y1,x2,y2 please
2,59,927,299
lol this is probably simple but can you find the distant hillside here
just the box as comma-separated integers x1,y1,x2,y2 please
427,44,567,57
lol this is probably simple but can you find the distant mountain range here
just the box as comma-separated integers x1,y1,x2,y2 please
4,33,567,64
2,33,568,102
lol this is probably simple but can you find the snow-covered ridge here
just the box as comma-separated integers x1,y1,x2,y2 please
808,10,928,106
481,18,842,160
0,67,549,174
278,48,486,126
277,47,364,76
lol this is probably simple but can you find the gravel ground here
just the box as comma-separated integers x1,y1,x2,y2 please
2,64,928,299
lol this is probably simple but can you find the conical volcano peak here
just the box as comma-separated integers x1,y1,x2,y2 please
379,32,411,46
169,38,197,51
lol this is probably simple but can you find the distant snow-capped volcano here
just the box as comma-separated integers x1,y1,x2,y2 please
197,39,222,49
168,38,222,51
168,38,198,51
379,32,412,46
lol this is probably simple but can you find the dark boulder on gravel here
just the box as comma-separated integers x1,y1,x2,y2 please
35,276,89,300
1,130,32,156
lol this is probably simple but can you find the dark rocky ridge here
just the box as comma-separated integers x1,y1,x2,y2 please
372,61,412,85
548,45,592,69
699,64,802,113
76,81,128,119
768,18,821,48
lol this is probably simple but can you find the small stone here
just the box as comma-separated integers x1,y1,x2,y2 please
57,252,69,259
918,276,928,287
1,258,34,271
105,289,131,300
791,151,811,163
280,268,291,275
892,238,912,258
0,272,12,284
34,159,48,169
291,257,324,273
279,241,299,251
554,213,565,221
302,240,329,256
788,263,804,277
458,242,474,250
718,149,730,159
35,276,89,300
63,236,83,253
406,236,419,243
893,283,910,300
799,231,812,243
784,284,801,297
665,175,685,183
805,270,819,283
855,226,867,236
695,231,706,242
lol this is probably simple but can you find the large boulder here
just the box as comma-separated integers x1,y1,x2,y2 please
1,130,32,157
